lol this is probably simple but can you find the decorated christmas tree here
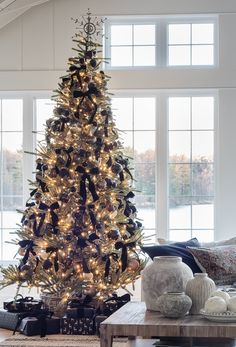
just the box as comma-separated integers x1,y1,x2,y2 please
0,11,145,309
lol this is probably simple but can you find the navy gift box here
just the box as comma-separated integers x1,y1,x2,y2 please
66,307,95,319
0,310,27,331
19,316,60,336
61,317,95,335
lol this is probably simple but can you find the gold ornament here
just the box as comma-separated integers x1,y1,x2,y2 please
18,248,25,256
84,287,96,297
127,259,140,271
83,272,94,281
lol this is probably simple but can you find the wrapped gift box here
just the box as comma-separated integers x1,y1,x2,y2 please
66,307,95,319
61,293,130,335
19,316,60,336
61,317,95,335
0,309,28,331
3,295,42,313
102,294,131,316
103,301,119,316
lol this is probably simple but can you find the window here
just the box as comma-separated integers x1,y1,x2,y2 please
110,24,156,67
0,93,54,263
168,24,214,66
112,97,156,243
105,16,218,68
35,99,55,144
112,91,216,244
0,99,23,261
168,96,214,242
0,91,216,260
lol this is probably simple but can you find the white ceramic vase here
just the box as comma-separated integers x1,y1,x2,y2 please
186,273,216,314
141,256,193,311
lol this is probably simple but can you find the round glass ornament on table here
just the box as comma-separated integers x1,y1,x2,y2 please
141,256,193,311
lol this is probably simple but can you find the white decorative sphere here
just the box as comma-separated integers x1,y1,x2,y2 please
204,296,227,313
228,297,236,312
211,290,230,303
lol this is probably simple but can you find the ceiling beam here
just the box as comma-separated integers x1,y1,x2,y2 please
0,0,50,29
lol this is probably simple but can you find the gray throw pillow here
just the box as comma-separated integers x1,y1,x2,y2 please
188,245,236,285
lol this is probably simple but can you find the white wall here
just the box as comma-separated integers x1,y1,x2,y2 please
0,0,236,239
216,89,236,240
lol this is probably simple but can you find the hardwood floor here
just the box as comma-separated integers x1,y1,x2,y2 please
0,328,13,342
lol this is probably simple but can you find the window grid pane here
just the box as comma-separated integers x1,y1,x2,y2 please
35,99,55,143
192,24,214,44
0,99,23,261
168,96,214,242
112,97,156,242
134,25,156,45
111,25,133,46
168,23,215,66
110,24,156,67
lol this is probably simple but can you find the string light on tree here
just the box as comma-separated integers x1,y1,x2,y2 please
0,9,146,310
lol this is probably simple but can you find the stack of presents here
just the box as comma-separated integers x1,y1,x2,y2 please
0,293,130,337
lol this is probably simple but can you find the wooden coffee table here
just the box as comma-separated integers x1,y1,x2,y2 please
100,301,236,347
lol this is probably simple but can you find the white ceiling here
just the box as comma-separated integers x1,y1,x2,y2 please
0,0,51,29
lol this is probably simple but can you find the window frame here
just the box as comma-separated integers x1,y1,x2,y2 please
104,18,158,70
0,89,218,263
111,90,158,244
166,91,218,241
0,91,51,264
111,89,218,244
166,17,219,68
104,15,219,69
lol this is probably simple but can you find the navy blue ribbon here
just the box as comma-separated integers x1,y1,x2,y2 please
46,247,59,272
104,256,110,277
88,204,96,228
26,202,35,207
69,64,86,88
18,240,36,265
30,188,38,197
104,253,120,277
39,202,59,227
28,213,39,236
119,171,124,181
73,84,99,124
95,138,103,160
75,204,97,229
82,258,90,273
28,202,59,237
36,177,49,193
55,147,73,167
59,116,70,132
106,157,112,167
115,242,128,272
124,201,136,217
79,173,99,203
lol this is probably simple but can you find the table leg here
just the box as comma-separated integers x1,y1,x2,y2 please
100,324,113,347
